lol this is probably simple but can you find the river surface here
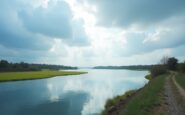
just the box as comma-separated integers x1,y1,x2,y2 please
0,69,148,115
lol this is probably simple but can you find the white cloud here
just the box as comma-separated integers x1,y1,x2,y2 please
0,0,185,66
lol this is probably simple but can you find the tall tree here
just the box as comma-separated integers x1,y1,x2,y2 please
167,57,178,70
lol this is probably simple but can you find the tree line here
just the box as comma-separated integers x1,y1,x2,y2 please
0,60,78,72
150,57,185,77
94,65,152,70
93,56,185,77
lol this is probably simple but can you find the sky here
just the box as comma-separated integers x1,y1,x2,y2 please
0,0,185,66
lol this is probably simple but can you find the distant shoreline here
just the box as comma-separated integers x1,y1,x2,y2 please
93,65,152,71
93,68,149,71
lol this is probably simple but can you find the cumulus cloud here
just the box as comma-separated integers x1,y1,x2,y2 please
19,0,73,38
0,0,89,63
0,0,89,50
85,0,185,27
0,0,185,66
0,0,53,50
124,15,185,56
80,0,185,58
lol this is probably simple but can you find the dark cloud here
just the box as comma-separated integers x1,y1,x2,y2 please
86,0,185,27
19,0,73,38
0,0,89,50
0,0,89,63
0,0,53,50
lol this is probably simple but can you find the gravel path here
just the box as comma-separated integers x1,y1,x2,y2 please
164,75,183,115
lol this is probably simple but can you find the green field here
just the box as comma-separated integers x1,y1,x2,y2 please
0,70,87,82
175,73,185,89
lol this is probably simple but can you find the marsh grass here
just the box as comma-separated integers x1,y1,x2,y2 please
0,70,87,82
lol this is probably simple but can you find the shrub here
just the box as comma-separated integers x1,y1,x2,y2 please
150,65,167,77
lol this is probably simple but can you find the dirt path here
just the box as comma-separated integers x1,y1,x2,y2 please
164,74,184,115
164,76,180,115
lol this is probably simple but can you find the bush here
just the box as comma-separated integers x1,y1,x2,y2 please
150,65,167,77
145,74,152,80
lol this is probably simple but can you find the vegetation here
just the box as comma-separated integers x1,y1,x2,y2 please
102,74,167,115
149,57,179,78
0,70,86,82
123,74,166,115
145,74,152,80
150,65,167,77
94,65,152,70
178,61,185,73
105,90,136,109
0,60,78,72
167,57,178,70
102,90,136,115
175,73,185,90
94,57,184,73
102,56,185,115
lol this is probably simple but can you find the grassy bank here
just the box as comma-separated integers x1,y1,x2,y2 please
175,73,185,89
123,74,166,115
102,90,137,115
0,70,87,82
102,74,167,115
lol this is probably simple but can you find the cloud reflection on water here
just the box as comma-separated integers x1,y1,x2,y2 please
46,69,148,115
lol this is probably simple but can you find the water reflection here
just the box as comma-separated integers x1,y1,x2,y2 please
0,69,148,115
16,92,89,115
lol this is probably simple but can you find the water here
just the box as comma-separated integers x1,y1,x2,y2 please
0,69,148,115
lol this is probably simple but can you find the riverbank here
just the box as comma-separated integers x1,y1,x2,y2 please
0,70,87,82
102,72,185,115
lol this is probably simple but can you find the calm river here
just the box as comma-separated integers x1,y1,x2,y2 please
0,69,148,115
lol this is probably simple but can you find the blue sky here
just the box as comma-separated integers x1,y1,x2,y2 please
0,0,185,66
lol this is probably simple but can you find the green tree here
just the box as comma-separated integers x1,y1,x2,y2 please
167,57,178,70
20,62,29,68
